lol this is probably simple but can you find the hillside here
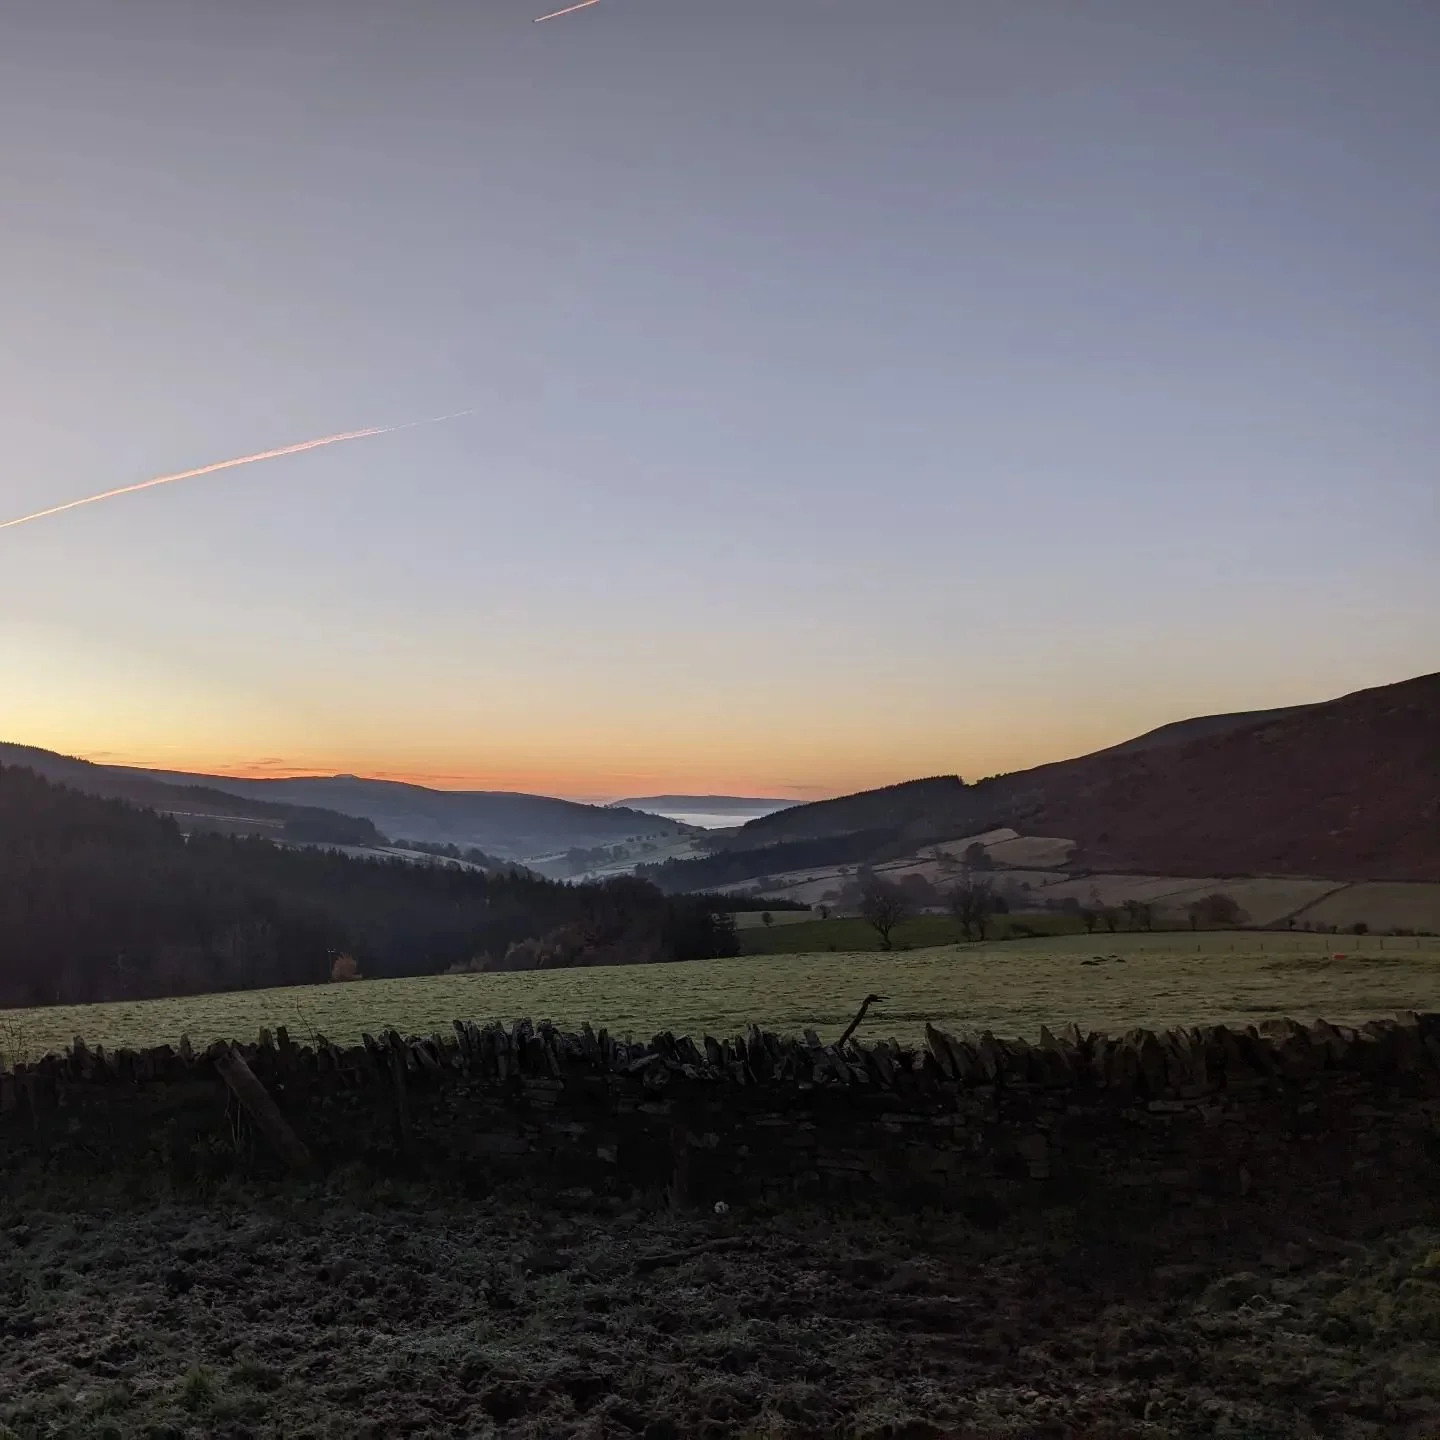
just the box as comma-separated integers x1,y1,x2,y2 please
1091,702,1313,758
0,746,698,861
131,773,698,860
731,776,971,848
0,743,380,847
0,763,735,1009
680,672,1440,885
1005,670,1440,880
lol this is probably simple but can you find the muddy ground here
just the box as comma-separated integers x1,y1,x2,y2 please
2,1175,1439,1439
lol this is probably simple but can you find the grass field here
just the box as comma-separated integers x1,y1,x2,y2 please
3,931,1438,1064
736,912,1085,954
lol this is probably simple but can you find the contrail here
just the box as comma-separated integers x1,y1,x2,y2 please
0,410,475,534
535,0,600,21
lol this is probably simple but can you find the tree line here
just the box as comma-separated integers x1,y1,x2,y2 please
855,874,1011,949
0,764,739,1009
639,828,904,893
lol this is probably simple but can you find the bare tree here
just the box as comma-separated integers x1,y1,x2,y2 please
859,877,909,950
949,879,998,942
1189,893,1249,929
1120,899,1154,931
1080,907,1098,935
898,872,939,909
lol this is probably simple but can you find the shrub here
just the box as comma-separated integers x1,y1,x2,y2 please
329,952,362,983
180,1365,217,1412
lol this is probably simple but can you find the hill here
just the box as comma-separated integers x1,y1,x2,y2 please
0,743,380,847
731,776,970,848
1091,702,1314,758
662,672,1440,886
0,763,737,1010
128,771,697,860
1005,670,1440,880
0,746,698,861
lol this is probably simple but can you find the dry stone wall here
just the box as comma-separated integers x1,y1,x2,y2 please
4,1014,1440,1229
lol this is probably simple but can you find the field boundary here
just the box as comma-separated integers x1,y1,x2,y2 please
5,1012,1440,1230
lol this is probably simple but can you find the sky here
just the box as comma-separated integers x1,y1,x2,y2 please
1,0,1436,801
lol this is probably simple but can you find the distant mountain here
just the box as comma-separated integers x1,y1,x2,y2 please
0,743,381,847
87,768,695,861
675,672,1440,883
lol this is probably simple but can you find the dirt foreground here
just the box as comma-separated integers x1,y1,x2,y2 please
2,1177,1439,1439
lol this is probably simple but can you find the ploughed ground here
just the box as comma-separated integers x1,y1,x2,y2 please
2,1176,1439,1439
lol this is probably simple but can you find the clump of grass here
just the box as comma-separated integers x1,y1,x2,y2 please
228,1359,283,1392
87,1383,132,1416
180,1364,217,1412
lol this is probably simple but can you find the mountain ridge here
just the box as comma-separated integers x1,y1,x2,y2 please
0,749,698,861
712,671,1440,882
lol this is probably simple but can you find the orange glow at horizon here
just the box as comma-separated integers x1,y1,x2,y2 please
59,717,1127,801
68,749,850,802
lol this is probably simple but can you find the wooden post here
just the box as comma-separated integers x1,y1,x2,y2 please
838,993,886,1051
214,1046,315,1176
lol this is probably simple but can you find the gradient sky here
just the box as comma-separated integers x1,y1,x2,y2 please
1,0,1436,800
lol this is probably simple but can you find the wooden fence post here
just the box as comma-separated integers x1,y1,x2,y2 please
214,1046,315,1177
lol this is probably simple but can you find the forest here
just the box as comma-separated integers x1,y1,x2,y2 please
0,764,739,1009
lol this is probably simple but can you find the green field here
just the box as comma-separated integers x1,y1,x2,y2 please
737,912,1085,954
2,931,1438,1063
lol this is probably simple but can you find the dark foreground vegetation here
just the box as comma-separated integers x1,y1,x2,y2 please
2,1173,1436,1438
0,765,739,1010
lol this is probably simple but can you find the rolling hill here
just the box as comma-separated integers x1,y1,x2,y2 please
133,773,698,860
1005,671,1440,880
690,672,1440,884
0,743,381,847
729,777,968,848
0,764,734,1010
0,746,699,861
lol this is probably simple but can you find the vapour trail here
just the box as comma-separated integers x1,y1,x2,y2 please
0,410,475,534
535,0,600,21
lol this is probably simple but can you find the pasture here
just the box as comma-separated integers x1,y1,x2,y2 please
737,912,1085,954
2,931,1438,1063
